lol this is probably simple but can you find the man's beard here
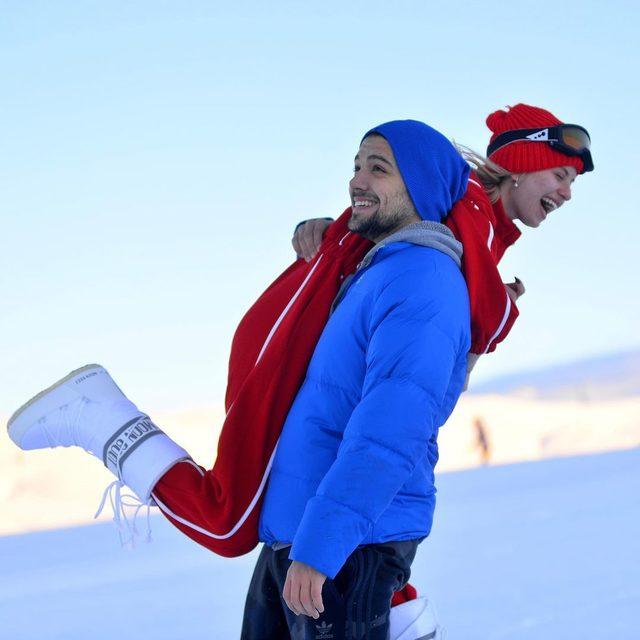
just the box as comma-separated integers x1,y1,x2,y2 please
348,209,405,241
348,193,418,242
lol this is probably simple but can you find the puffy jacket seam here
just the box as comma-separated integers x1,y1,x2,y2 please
427,320,460,351
395,486,436,499
370,372,449,405
343,431,423,468
315,494,375,527
381,314,460,351
304,375,359,401
375,263,438,304
270,467,317,484
370,266,466,342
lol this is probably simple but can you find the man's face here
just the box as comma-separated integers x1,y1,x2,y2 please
348,135,420,243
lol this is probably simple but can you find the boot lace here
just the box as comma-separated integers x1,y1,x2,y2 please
94,480,153,549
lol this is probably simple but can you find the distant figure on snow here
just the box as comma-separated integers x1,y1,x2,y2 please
473,416,492,465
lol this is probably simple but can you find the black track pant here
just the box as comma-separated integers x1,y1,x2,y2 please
240,540,420,640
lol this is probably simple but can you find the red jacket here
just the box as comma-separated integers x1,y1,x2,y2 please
154,179,521,563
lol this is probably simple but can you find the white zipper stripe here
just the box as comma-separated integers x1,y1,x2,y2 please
255,253,324,365
487,222,495,250
152,441,280,540
184,459,205,476
469,178,482,189
483,290,512,355
225,252,325,419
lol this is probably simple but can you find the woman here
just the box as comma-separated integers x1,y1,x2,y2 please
294,103,592,382
7,104,592,640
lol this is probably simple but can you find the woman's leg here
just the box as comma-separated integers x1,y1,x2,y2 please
151,458,264,557
6,363,274,556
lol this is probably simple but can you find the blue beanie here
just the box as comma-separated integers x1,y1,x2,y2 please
362,120,470,222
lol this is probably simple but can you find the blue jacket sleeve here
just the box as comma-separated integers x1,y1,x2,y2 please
289,263,470,578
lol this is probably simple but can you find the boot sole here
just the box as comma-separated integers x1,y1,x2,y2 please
7,364,105,446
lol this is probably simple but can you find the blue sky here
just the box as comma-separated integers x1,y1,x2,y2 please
2,1,638,413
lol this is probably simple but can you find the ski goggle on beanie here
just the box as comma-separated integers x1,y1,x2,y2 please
362,119,470,223
485,103,594,174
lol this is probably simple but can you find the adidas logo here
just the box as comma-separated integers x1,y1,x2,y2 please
526,128,549,141
315,620,334,639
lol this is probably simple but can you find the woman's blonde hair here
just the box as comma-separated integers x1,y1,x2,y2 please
454,143,514,204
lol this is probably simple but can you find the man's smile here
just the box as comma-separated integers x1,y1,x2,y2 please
351,194,379,213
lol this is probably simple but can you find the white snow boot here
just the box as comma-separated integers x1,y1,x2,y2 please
7,364,190,503
389,597,444,640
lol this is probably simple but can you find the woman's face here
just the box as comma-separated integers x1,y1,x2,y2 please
502,166,578,228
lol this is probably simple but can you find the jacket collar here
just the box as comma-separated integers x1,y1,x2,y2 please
359,220,463,270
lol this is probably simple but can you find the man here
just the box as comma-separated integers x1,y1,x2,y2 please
8,119,471,639
242,120,471,638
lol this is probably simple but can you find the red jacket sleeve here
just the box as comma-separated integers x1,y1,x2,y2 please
445,181,520,356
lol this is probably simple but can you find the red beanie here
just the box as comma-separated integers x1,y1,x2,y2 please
486,103,584,174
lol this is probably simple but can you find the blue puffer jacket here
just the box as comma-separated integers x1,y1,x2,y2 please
258,222,471,579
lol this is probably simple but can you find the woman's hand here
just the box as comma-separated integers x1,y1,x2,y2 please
506,276,525,304
292,218,333,262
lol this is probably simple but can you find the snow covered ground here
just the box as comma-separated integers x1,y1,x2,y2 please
1,448,639,639
3,395,639,536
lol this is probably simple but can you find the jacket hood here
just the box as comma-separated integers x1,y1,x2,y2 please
330,222,463,314
358,220,463,270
